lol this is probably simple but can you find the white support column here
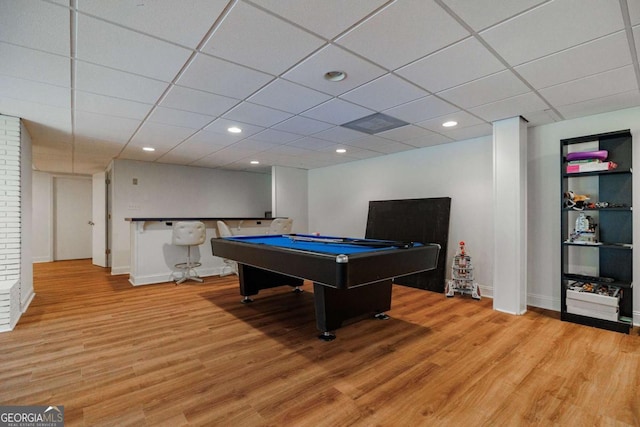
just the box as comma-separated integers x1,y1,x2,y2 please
493,116,528,315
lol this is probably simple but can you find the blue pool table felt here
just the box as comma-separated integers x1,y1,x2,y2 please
225,234,420,255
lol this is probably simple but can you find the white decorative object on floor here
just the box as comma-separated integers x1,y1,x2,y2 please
445,241,481,300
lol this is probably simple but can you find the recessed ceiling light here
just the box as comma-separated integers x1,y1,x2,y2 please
336,148,346,153
442,121,458,128
228,126,242,133
324,71,347,82
142,147,155,152
250,160,260,165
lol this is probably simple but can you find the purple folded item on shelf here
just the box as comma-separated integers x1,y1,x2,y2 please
566,150,608,161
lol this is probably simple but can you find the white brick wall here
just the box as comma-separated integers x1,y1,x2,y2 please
0,115,21,331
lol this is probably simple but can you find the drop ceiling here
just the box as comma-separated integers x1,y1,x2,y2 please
1,0,639,175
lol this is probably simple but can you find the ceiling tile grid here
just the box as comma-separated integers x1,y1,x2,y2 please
0,0,637,175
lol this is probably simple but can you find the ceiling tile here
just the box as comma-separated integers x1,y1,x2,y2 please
0,96,71,136
181,129,239,149
469,92,548,122
77,0,228,48
177,53,274,99
437,70,529,109
383,96,459,123
203,118,265,138
396,37,505,93
0,42,69,87
160,135,228,161
129,122,195,149
0,1,69,55
247,79,332,114
75,91,152,120
160,85,239,117
74,111,140,143
288,137,340,152
77,15,192,82
230,139,280,152
557,90,640,119
376,125,437,142
223,102,292,127
442,0,547,31
630,2,640,25
440,123,493,140
344,135,413,154
249,129,301,144
201,1,324,75
147,106,215,129
312,126,365,143
75,62,169,104
480,0,625,66
521,109,561,127
0,75,70,109
301,98,374,125
634,25,640,65
282,44,386,96
271,116,334,135
192,147,259,167
340,74,428,111
403,133,454,148
250,0,388,39
416,111,485,133
516,31,632,89
336,0,469,70
74,136,125,158
540,65,638,107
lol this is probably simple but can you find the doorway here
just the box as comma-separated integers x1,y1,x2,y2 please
53,176,92,260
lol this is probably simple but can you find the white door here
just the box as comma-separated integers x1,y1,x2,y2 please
92,172,107,266
54,177,92,260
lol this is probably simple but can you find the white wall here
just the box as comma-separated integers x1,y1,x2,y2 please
272,165,308,233
0,115,33,332
309,136,494,290
32,171,52,262
528,106,640,319
20,120,33,310
110,159,272,274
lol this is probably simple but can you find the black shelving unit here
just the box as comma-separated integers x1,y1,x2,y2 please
560,129,633,333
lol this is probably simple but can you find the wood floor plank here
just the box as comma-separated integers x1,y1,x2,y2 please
1,259,639,426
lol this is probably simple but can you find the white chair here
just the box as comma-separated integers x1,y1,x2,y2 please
172,221,206,284
216,221,238,276
268,218,293,235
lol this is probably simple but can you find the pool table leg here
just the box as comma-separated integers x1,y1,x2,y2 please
313,279,392,340
238,264,304,303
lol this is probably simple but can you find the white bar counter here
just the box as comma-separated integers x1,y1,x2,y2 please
126,217,273,286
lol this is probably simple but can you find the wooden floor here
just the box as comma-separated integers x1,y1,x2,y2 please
1,260,639,426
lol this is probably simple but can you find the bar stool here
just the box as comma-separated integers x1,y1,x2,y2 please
268,218,293,234
216,221,238,276
172,221,206,284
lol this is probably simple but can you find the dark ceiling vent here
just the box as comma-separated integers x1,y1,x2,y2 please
341,113,409,134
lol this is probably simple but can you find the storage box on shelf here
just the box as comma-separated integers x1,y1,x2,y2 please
566,282,620,322
560,129,633,334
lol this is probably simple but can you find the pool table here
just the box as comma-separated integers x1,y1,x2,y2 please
210,234,440,340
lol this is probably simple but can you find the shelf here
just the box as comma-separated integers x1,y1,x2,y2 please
560,129,633,334
561,274,632,289
561,312,631,334
563,168,632,178
563,242,632,250
562,207,632,212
